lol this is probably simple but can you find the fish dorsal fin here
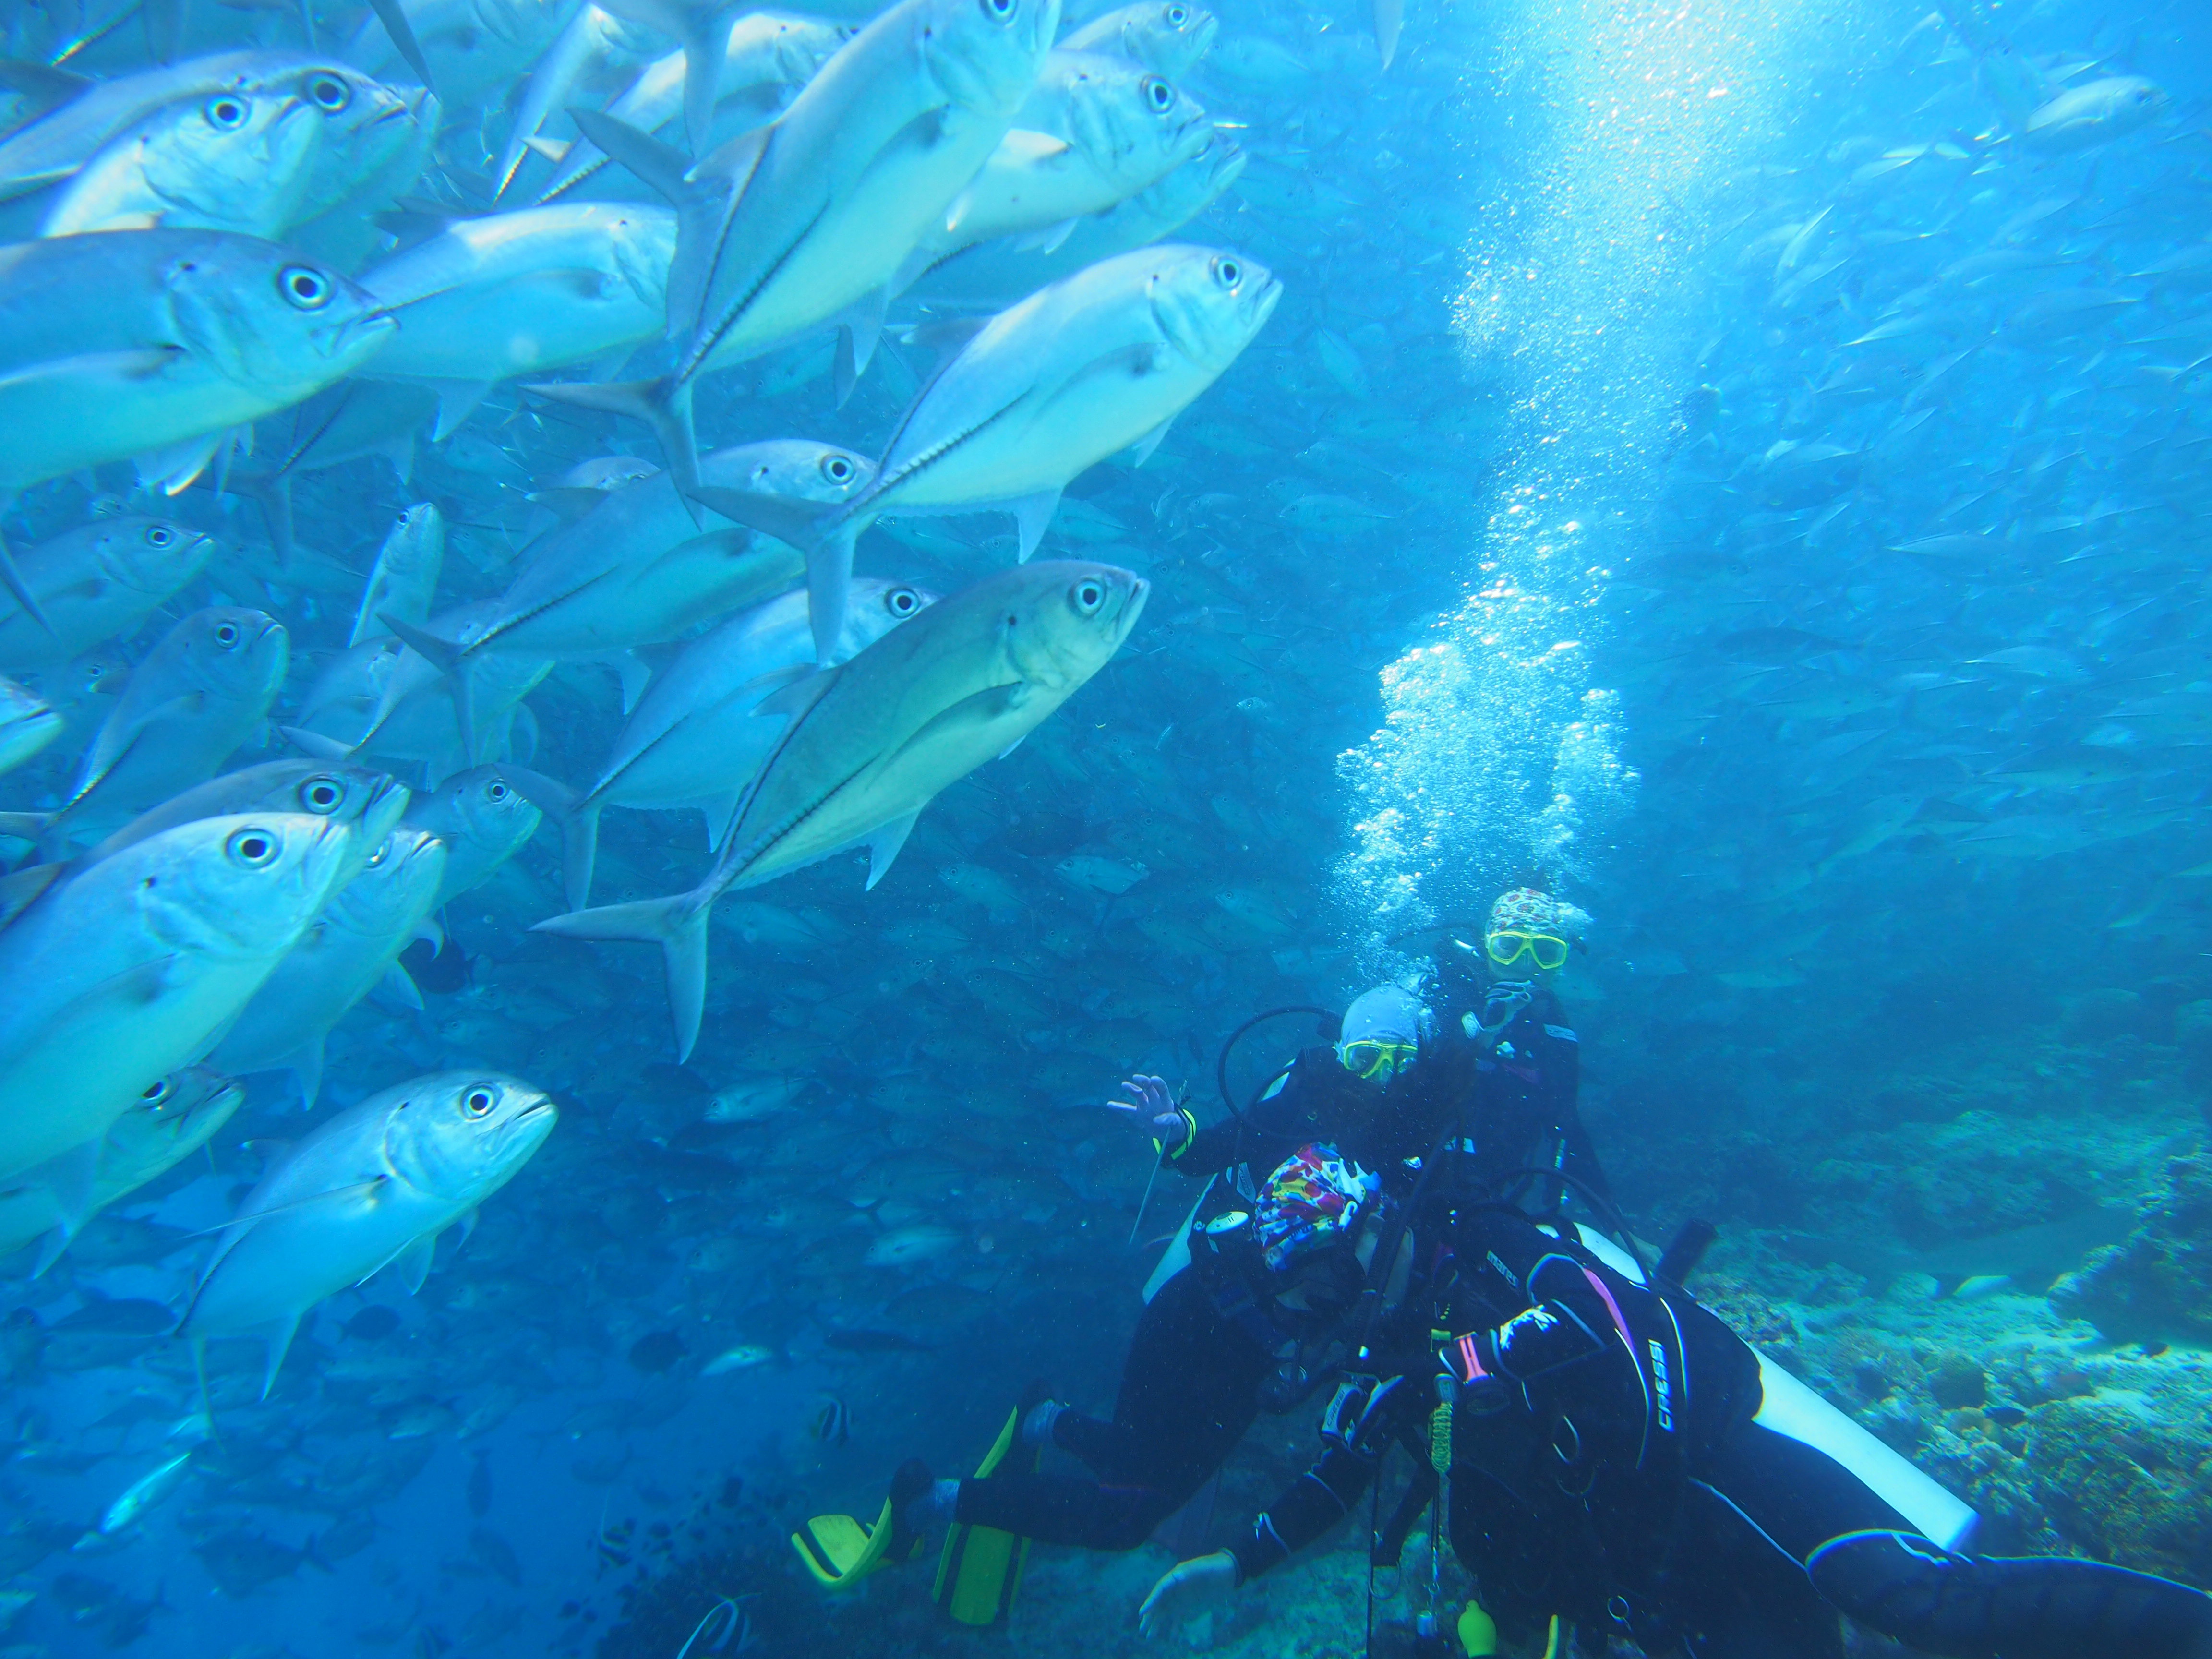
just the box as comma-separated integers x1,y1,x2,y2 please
0,861,63,932
566,107,691,205
0,59,95,111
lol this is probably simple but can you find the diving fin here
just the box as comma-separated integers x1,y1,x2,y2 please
931,1403,1037,1626
789,1494,921,1588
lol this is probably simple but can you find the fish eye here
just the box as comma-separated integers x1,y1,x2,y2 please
140,1078,172,1103
1166,3,1187,21
977,0,1016,22
277,264,331,311
1212,255,1241,288
145,525,175,548
888,587,920,616
821,453,855,484
227,827,279,866
301,776,345,812
308,72,351,110
1143,76,1176,113
463,1086,497,1117
204,94,248,130
1073,578,1106,614
215,621,240,647
487,780,510,802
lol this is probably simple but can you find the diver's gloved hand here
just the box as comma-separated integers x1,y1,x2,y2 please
1471,980,1535,1044
1138,1551,1238,1638
1107,1074,1190,1153
1442,1301,1607,1411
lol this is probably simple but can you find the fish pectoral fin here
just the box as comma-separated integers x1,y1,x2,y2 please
1126,415,1177,468
133,431,227,497
0,861,63,932
525,485,620,526
291,1035,326,1110
834,288,891,408
1014,218,1081,255
431,383,493,443
866,812,919,891
379,962,425,1012
277,723,359,761
753,664,842,724
388,1232,437,1295
457,1206,481,1246
258,1314,301,1401
1010,491,1062,563
612,651,653,715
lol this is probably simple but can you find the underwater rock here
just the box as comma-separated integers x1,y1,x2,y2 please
2022,1382,2212,1587
2050,1154,2212,1344
1927,1353,1988,1410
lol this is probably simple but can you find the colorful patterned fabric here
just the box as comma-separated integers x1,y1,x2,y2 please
1487,888,1592,940
1253,1143,1380,1273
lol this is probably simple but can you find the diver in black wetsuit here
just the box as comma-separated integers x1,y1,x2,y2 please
888,889,1614,1560
1137,1201,2212,1659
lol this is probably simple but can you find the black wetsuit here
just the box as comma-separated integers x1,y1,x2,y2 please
1225,1208,2212,1659
950,998,1607,1552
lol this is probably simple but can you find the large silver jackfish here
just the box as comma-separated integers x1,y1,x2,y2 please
0,230,393,498
699,242,1276,660
546,0,1059,496
182,1071,556,1396
0,53,416,204
382,440,869,758
537,560,1147,1057
894,51,1212,292
0,1067,242,1273
0,516,215,673
47,607,290,849
359,203,674,436
516,576,937,909
213,827,449,1106
0,812,353,1182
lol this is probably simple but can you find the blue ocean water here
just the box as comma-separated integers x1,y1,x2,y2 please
1,0,2210,1653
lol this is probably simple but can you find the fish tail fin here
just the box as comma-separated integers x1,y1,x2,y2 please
533,890,714,1060
527,376,700,510
685,486,857,661
499,765,600,909
380,613,482,765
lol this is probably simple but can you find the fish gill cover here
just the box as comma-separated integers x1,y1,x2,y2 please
0,0,2209,1653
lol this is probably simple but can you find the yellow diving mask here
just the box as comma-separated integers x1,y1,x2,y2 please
1485,930,1569,973
1339,1037,1417,1082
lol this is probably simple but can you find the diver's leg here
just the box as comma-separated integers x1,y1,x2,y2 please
1806,1531,2212,1659
954,1270,1268,1550
1708,1420,2212,1658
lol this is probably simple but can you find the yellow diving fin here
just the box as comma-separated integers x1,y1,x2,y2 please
790,1494,921,1588
931,1403,1036,1626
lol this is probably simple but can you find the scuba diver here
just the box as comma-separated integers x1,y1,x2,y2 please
1134,1198,2212,1659
788,887,1618,1623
